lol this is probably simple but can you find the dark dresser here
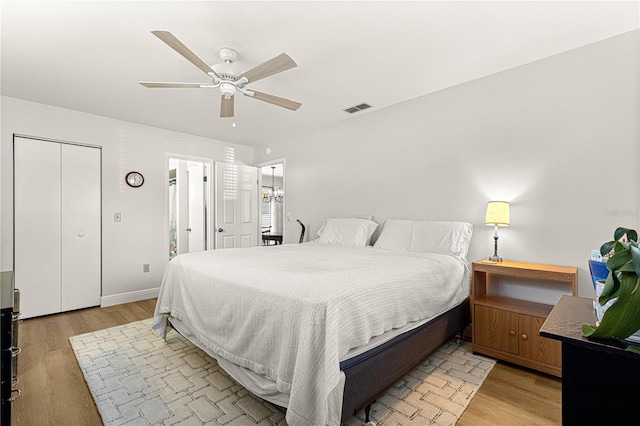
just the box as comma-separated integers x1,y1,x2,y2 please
1,271,20,425
540,295,640,425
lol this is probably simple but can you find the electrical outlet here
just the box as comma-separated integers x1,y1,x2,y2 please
114,212,121,222
286,212,292,222
143,264,150,273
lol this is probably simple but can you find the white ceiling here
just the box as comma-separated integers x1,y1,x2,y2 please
1,1,638,147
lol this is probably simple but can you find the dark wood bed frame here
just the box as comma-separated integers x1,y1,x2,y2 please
339,298,470,423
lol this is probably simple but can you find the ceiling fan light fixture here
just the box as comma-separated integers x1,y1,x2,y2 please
220,82,236,98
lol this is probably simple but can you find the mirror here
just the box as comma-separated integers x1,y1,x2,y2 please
259,162,285,246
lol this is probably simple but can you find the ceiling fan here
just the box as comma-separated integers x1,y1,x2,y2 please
139,30,301,118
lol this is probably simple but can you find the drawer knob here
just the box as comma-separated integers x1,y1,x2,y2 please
509,330,516,336
521,334,529,340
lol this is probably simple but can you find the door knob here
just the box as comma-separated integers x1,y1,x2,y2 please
218,228,224,232
77,232,85,237
186,228,192,232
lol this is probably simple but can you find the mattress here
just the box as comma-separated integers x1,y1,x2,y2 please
153,242,470,425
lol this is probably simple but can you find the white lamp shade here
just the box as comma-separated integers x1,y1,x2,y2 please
485,201,510,226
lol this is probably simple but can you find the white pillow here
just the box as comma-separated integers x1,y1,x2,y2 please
317,217,379,248
374,219,473,257
371,219,414,252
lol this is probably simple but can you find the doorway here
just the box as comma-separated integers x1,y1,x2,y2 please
256,159,285,246
167,154,213,259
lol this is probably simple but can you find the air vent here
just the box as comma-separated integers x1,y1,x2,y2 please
343,102,372,114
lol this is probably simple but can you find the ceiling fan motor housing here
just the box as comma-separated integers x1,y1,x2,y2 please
218,47,237,64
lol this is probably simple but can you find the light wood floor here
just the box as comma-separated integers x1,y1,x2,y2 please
11,299,561,425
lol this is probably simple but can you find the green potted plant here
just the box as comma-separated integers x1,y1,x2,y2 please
582,227,640,342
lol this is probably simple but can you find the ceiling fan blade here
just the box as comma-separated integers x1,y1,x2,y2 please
151,30,221,80
237,53,297,83
139,82,212,88
246,90,301,111
220,95,234,118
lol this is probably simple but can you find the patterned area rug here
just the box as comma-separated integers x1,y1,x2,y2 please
70,319,495,425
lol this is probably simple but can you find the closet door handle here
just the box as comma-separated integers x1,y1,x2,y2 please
78,232,85,237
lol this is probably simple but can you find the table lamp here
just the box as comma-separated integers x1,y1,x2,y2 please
485,201,510,262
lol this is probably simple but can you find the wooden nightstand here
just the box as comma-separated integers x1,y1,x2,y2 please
471,259,578,377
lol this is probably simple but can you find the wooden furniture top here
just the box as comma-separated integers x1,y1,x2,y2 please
540,295,640,360
473,259,578,295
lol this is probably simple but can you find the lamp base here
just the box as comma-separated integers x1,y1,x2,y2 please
489,234,503,262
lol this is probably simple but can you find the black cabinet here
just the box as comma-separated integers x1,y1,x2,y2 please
1,271,19,425
540,295,640,425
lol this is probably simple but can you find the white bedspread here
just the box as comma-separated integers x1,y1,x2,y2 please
153,242,469,426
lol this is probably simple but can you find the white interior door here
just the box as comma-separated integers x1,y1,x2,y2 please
14,137,62,318
215,163,258,248
61,143,101,312
176,160,190,255
188,162,205,252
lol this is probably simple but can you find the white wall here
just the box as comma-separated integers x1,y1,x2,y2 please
1,96,253,305
256,31,640,299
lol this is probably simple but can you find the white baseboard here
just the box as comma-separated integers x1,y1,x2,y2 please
100,287,160,307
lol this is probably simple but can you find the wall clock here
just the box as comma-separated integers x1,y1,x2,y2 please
125,171,144,188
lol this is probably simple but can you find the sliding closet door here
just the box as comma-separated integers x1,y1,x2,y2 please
14,138,62,318
61,144,101,311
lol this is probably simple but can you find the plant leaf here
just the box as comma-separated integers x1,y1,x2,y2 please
599,273,619,304
614,227,632,242
601,241,616,256
631,245,640,276
626,344,640,354
628,229,638,243
586,274,640,339
607,249,632,271
582,323,598,336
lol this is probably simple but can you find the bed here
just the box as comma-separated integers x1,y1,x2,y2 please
153,218,473,425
